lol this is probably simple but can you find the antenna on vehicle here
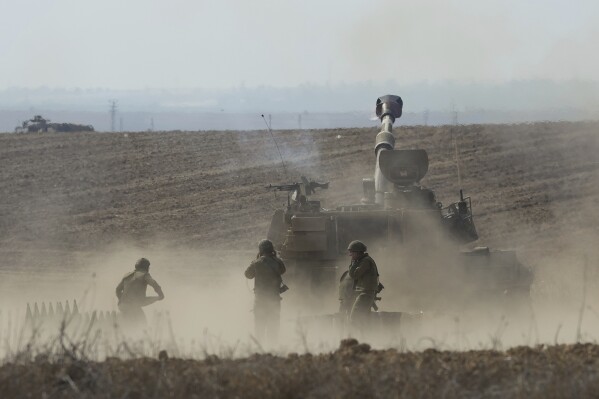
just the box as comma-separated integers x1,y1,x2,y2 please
452,130,462,188
261,114,288,179
450,102,462,189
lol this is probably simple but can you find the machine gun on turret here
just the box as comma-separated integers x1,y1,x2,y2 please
267,176,329,211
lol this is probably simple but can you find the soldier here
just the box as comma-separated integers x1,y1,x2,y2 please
244,239,286,343
115,257,164,329
345,240,380,328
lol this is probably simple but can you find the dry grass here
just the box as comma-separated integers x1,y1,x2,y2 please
1,338,599,398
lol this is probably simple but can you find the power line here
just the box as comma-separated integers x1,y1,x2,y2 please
109,100,118,132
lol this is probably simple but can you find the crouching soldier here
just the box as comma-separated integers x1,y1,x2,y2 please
345,240,380,330
115,257,164,329
245,239,286,343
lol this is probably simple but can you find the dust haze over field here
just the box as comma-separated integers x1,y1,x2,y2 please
0,121,598,359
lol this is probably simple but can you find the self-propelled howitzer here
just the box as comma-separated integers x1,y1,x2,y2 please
266,95,532,312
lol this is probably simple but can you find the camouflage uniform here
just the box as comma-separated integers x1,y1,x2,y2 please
116,264,164,328
348,253,379,327
245,253,286,342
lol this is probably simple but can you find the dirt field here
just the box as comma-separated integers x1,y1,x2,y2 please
1,121,597,252
0,121,597,285
0,121,599,396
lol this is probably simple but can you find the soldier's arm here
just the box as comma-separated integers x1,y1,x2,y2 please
145,274,165,300
349,258,371,280
115,279,124,299
245,262,256,279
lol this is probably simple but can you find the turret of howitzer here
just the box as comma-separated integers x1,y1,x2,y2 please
364,95,477,242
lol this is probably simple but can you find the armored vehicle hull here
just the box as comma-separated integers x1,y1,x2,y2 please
15,115,94,133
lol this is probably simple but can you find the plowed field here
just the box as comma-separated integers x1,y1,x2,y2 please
1,121,597,254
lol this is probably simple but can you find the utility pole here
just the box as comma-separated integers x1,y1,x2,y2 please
109,100,118,132
451,101,459,126
150,117,155,132
423,109,429,126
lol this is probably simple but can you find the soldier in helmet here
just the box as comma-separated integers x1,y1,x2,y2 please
344,240,380,329
244,239,286,342
115,258,165,329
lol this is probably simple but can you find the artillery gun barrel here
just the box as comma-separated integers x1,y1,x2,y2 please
374,95,403,204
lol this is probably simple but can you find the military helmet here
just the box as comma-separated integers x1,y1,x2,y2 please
135,257,151,271
258,239,274,254
347,240,367,252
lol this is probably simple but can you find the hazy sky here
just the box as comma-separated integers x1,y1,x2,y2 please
0,0,597,89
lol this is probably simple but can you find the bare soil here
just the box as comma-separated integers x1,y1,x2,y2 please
1,340,599,398
1,121,597,257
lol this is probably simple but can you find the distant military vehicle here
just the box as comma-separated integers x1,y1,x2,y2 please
15,115,94,133
266,95,532,314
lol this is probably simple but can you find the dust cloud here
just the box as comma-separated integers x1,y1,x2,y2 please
0,230,599,357
2,226,599,359
0,242,345,357
1,123,598,360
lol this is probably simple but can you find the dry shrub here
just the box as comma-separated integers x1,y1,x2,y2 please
2,339,599,398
